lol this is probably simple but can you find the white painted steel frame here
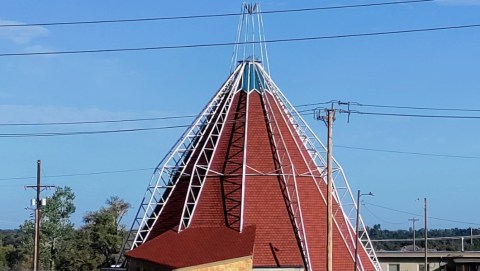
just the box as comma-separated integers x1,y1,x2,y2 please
269,91,360,266
177,64,245,231
232,5,270,233
117,64,244,266
257,65,382,271
231,3,270,74
261,86,312,271
239,66,250,232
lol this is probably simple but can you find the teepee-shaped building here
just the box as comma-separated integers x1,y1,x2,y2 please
120,4,380,271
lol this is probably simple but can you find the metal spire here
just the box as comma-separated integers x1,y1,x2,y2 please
231,3,270,74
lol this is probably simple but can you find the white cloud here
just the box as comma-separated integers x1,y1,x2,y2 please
0,19,49,45
436,0,480,5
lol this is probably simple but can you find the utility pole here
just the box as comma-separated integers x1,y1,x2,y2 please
471,227,473,246
326,109,335,271
424,198,428,271
25,160,55,271
354,190,374,271
354,190,361,271
409,217,419,251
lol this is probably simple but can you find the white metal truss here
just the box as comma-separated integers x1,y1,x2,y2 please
117,64,244,266
231,3,270,74
239,77,249,232
177,68,244,231
119,1,382,269
257,65,382,271
261,87,312,271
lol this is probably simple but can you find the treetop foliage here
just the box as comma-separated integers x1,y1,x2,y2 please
0,187,131,271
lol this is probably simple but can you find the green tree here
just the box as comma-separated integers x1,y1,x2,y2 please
16,186,76,271
56,196,130,270
41,186,76,270
84,196,130,268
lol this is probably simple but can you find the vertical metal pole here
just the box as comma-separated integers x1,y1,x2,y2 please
409,218,419,251
327,109,334,271
471,227,473,246
354,190,361,271
424,197,428,271
34,160,41,271
413,218,416,252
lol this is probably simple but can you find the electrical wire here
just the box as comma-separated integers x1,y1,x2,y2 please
0,114,198,126
0,168,154,182
365,202,480,226
348,110,480,119
0,124,191,137
350,102,480,113
8,100,480,127
372,235,480,242
363,204,407,225
0,0,434,28
335,145,480,160
2,23,480,57
0,101,326,126
294,101,336,108
365,202,422,217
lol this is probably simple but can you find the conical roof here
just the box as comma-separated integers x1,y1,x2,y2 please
119,3,380,270
123,60,380,271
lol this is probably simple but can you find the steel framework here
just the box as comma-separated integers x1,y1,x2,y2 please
117,64,244,265
262,89,312,270
118,3,381,271
258,64,381,271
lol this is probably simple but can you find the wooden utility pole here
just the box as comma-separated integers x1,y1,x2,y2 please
354,190,374,271
25,160,55,271
33,160,41,271
409,217,419,251
424,198,428,271
354,190,361,271
326,109,335,271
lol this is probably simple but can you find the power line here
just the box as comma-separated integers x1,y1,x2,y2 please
335,145,480,160
0,168,154,182
350,102,480,113
365,202,480,226
2,23,480,57
0,101,325,126
0,124,191,138
6,101,480,127
2,115,480,162
0,0,434,28
347,110,480,119
295,101,336,108
363,205,407,225
365,202,422,217
0,114,197,126
372,235,480,242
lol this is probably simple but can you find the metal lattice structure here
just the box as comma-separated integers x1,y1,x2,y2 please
259,65,381,271
118,3,381,271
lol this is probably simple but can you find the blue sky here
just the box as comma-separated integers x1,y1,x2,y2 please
1,0,480,231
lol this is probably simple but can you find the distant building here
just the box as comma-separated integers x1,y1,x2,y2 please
377,251,480,271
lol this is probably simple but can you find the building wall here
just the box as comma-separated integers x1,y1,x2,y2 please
128,257,252,271
128,259,171,271
176,257,252,271
380,261,441,271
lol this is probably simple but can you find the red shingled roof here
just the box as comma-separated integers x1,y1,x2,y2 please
127,61,377,271
126,226,256,269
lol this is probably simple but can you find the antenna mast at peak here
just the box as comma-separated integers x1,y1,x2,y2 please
231,3,270,74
